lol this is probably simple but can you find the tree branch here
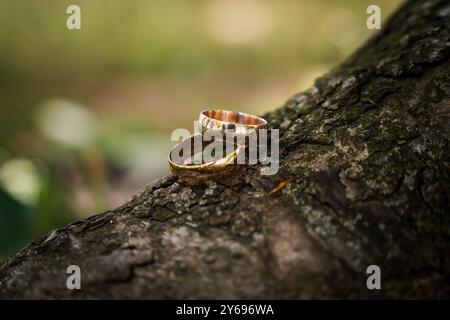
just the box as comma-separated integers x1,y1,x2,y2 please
1,0,449,299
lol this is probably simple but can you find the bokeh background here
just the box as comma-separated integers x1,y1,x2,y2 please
0,0,402,259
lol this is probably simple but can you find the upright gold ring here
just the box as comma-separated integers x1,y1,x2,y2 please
168,133,245,180
199,109,267,135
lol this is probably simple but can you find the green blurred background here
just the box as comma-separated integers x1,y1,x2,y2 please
0,0,401,259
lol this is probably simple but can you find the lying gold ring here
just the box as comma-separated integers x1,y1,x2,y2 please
199,109,267,135
168,133,245,180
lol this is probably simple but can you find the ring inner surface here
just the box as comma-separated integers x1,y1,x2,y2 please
204,110,265,126
171,135,238,166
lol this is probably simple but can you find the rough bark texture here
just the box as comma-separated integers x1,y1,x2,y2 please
1,0,449,299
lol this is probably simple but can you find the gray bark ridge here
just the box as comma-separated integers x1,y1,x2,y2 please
1,0,449,299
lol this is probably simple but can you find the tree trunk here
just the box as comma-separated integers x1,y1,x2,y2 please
1,0,449,299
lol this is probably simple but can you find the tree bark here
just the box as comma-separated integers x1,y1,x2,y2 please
1,0,449,299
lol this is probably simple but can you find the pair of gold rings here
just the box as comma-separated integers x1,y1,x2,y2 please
168,109,267,180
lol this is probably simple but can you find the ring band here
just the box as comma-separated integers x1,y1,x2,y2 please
168,133,244,179
199,109,267,135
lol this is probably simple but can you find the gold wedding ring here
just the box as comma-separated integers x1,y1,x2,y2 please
199,109,267,135
168,109,267,181
168,133,245,180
